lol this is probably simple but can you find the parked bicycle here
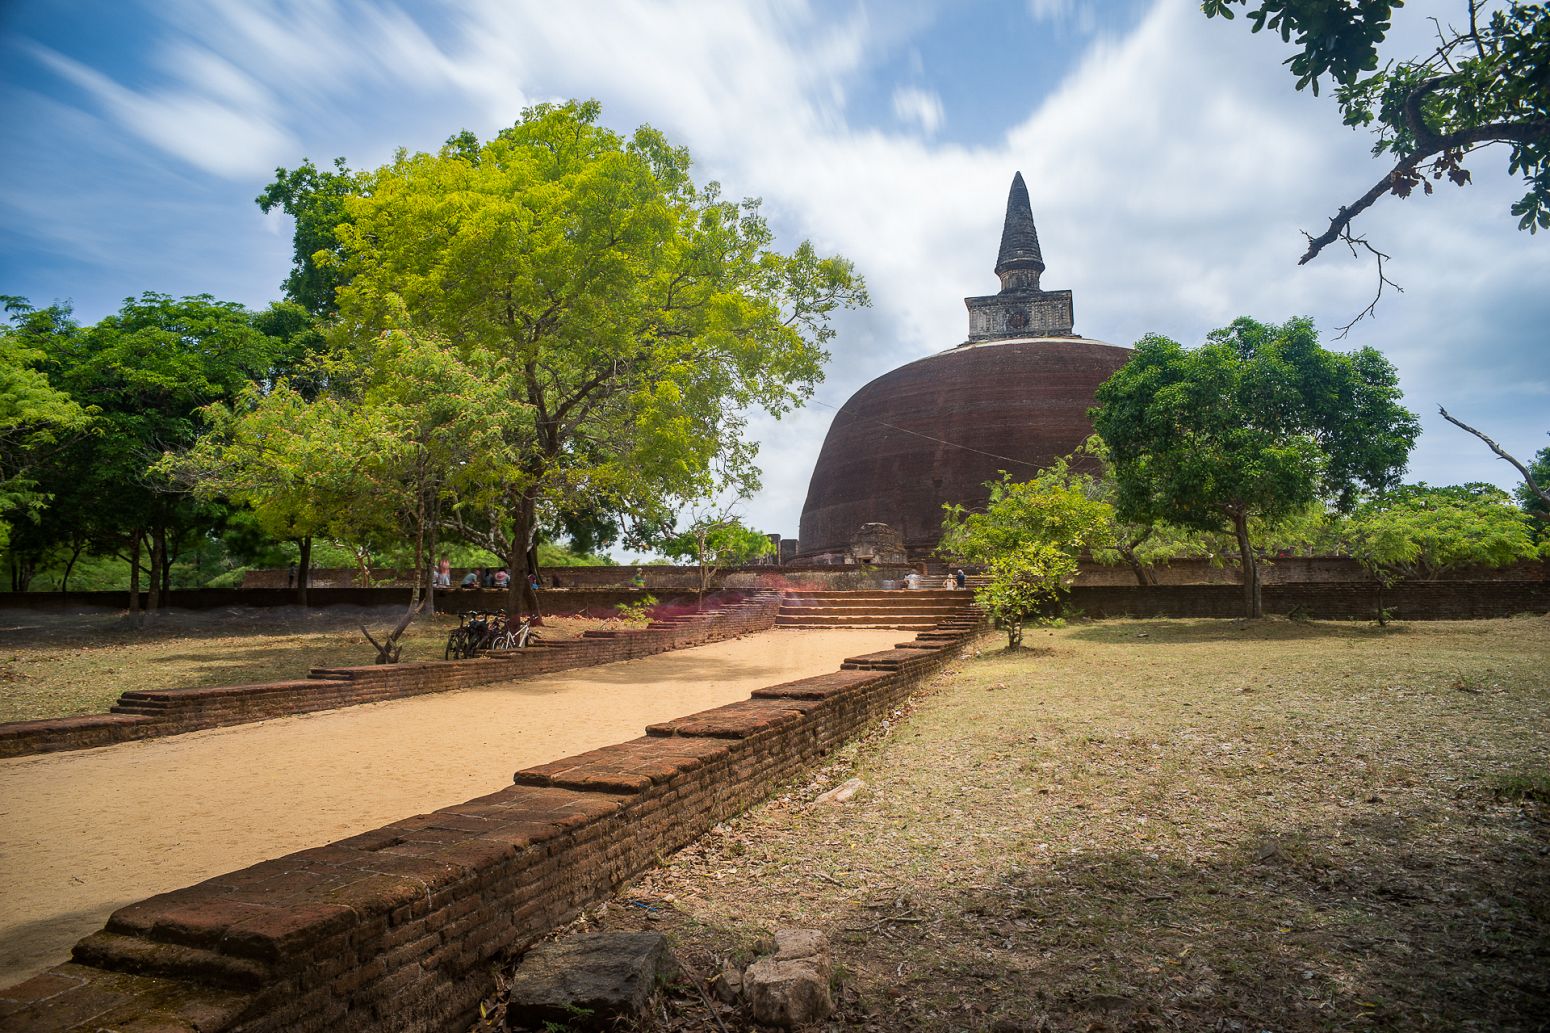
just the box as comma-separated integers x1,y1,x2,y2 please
443,610,540,660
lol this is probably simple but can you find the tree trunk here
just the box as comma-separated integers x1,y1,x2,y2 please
425,515,439,621
146,527,164,613
160,529,173,597
409,474,427,616
128,533,143,620
60,543,83,591
1120,544,1157,587
506,491,541,617
1232,512,1262,618
296,536,312,608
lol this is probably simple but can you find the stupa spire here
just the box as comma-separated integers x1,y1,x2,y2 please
994,171,1045,286
962,171,1073,342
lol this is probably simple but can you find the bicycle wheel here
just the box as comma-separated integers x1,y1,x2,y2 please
444,630,465,661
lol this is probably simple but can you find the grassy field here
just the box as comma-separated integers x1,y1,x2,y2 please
0,608,616,723
548,616,1550,1032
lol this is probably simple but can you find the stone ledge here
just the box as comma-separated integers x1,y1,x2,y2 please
644,698,815,739
750,670,879,701
514,736,734,794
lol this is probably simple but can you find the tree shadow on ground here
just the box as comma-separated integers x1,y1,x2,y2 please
1062,617,1410,647
823,805,1550,1032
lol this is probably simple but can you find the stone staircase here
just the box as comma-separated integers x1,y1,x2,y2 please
776,589,982,630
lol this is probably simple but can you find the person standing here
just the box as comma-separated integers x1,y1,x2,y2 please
955,568,966,589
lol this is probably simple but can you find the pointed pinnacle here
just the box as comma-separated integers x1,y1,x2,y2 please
994,171,1045,276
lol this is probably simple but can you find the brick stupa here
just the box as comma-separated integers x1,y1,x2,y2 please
796,173,1131,560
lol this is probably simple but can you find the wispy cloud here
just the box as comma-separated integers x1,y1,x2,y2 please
891,85,945,136
28,43,297,179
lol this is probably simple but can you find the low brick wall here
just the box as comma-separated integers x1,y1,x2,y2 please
0,594,780,760
0,587,696,614
0,619,984,1033
1071,556,1547,586
1070,580,1550,619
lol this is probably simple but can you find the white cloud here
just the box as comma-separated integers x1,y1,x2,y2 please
891,85,945,135
8,0,1547,541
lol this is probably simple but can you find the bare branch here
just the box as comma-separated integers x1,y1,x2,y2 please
1439,406,1550,507
1331,231,1403,338
1468,0,1486,60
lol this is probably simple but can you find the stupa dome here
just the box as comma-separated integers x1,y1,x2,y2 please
796,174,1131,560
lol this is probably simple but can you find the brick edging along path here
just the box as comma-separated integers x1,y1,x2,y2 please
0,593,782,760
0,611,986,1033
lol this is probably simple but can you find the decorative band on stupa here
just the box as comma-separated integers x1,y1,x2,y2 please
962,171,1074,342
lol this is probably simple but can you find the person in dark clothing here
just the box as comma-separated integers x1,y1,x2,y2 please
955,568,967,589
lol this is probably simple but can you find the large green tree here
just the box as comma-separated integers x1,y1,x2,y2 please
321,100,866,615
1092,316,1418,617
1204,1,1550,276
1344,482,1543,577
181,328,508,628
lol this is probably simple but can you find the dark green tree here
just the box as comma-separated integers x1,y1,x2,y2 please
45,293,288,615
0,298,91,566
1092,316,1418,617
256,157,364,317
1204,1,1550,277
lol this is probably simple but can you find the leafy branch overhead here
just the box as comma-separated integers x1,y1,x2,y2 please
1204,1,1550,261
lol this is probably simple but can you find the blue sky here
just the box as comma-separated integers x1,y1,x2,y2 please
2,0,1546,545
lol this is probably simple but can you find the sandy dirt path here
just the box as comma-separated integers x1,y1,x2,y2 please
0,628,904,987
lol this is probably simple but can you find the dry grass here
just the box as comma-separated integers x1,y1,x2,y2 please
0,607,616,723
546,616,1550,1032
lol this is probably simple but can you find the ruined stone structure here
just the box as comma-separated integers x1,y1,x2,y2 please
797,172,1131,559
847,522,908,565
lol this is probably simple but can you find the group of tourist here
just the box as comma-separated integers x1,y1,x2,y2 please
428,557,540,590
898,569,968,590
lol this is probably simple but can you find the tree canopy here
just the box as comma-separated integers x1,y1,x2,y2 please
9,293,288,608
1091,315,1418,616
1343,482,1544,583
316,99,866,612
939,462,1111,647
0,299,91,552
1203,0,1550,269
658,513,773,607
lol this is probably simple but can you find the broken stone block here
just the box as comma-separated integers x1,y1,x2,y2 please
505,931,677,1030
814,777,866,805
743,927,833,1027
771,928,830,975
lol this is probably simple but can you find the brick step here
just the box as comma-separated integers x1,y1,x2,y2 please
781,590,969,601
775,612,971,624
775,615,947,628
775,620,930,626
781,595,973,604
